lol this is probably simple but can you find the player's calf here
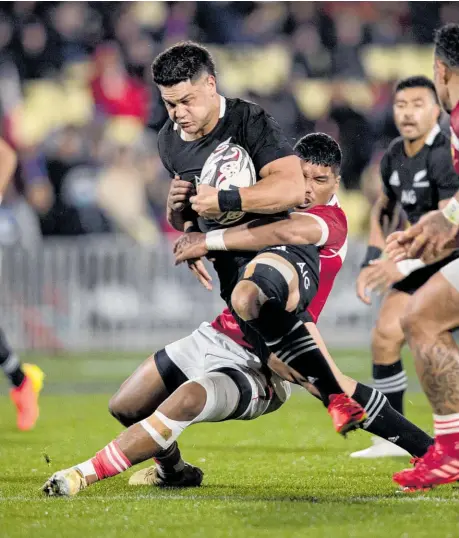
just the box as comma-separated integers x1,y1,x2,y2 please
43,374,239,495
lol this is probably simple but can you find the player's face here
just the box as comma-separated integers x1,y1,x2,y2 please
434,58,453,113
296,161,340,210
159,74,218,135
393,87,440,141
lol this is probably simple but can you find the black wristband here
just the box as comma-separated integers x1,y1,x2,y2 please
361,246,382,269
218,189,242,212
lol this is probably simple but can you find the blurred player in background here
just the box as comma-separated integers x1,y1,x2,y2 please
352,76,459,458
156,41,365,433
0,137,43,430
384,23,459,491
42,134,433,496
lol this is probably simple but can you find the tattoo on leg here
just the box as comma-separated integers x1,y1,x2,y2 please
413,333,459,415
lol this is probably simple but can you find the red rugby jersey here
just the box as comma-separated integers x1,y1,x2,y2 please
450,101,459,174
211,195,348,346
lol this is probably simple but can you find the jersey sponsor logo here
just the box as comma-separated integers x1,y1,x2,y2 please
413,169,429,188
401,189,417,205
297,262,310,290
389,171,400,187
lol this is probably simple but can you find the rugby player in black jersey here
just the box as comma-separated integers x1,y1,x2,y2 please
352,76,459,458
155,42,365,433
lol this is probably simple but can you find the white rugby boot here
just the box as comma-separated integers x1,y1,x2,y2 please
42,468,88,496
350,437,410,458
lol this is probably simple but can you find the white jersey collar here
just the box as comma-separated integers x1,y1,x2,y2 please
425,123,441,146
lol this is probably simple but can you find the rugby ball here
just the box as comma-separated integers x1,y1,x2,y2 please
198,138,256,225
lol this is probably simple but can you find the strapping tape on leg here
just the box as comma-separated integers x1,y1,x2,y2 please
140,374,240,448
243,258,292,309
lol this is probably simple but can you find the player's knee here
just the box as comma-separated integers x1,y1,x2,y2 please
108,395,140,427
231,280,263,321
173,381,207,421
371,323,402,359
400,298,429,343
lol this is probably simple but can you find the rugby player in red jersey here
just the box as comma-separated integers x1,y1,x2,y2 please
42,134,433,496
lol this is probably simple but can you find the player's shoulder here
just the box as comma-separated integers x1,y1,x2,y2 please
306,198,348,228
226,97,268,122
157,118,175,144
427,125,450,151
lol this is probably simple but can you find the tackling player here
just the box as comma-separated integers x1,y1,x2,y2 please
0,137,44,430
383,24,459,490
352,76,458,458
42,134,433,496
155,42,364,432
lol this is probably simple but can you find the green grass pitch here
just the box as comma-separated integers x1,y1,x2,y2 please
1,350,459,538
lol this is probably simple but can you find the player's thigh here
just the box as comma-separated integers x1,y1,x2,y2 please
109,327,210,421
403,265,459,337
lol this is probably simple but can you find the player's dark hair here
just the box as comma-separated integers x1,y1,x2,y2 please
395,76,439,104
152,41,217,86
294,133,341,174
434,23,459,69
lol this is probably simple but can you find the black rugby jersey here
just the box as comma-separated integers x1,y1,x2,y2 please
381,124,458,225
158,96,295,303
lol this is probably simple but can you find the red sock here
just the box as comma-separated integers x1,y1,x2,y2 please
91,441,132,480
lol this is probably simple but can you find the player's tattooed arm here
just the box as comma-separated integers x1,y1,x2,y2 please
174,214,323,264
174,232,208,261
239,156,304,214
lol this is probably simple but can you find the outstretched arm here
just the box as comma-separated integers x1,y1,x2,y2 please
173,213,324,263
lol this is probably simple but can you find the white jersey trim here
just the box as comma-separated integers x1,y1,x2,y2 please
425,123,441,146
298,213,329,246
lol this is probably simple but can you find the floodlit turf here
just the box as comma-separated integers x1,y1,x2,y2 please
1,351,459,538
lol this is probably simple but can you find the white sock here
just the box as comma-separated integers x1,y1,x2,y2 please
76,459,97,479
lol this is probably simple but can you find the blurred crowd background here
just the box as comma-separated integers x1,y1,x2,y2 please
1,1,458,251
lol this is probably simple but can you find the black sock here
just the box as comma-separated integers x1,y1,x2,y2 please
0,329,24,388
154,442,185,476
352,382,433,457
373,360,407,415
246,299,343,405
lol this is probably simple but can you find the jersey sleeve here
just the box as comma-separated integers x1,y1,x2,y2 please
380,151,396,200
243,105,294,173
428,144,459,202
157,126,175,179
302,205,347,249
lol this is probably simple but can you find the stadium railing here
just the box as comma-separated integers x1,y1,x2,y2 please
0,236,375,352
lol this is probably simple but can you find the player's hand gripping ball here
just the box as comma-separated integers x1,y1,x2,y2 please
193,138,256,224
